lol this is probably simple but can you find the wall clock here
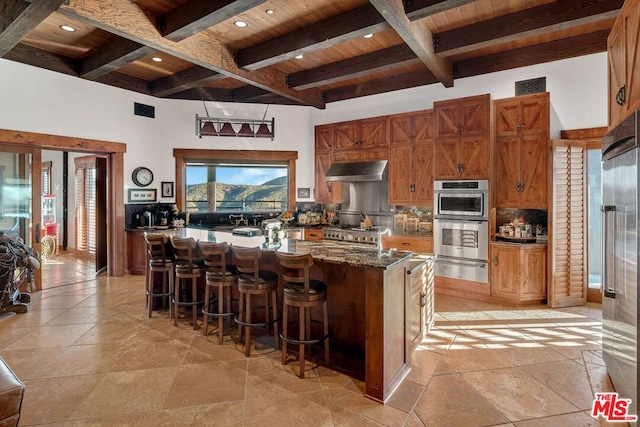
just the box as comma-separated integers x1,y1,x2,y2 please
132,166,153,187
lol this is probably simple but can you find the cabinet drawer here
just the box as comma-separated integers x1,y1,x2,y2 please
382,235,433,252
304,228,323,242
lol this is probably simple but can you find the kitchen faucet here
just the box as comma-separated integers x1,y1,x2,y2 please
229,213,248,226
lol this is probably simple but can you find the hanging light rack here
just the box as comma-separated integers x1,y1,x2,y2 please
195,115,275,139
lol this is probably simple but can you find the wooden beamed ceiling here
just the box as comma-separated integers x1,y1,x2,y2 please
0,0,623,109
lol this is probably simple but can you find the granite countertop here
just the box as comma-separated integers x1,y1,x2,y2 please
164,227,414,269
388,230,433,238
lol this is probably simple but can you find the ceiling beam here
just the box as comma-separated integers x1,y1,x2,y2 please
404,0,478,21
0,0,66,56
288,44,418,90
323,69,438,103
323,29,609,103
151,65,224,97
79,39,154,79
435,0,623,56
235,4,390,70
453,30,609,79
164,87,233,102
59,0,325,108
369,0,453,87
160,0,267,42
4,42,78,75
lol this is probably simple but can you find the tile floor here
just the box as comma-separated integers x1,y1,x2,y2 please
0,258,622,426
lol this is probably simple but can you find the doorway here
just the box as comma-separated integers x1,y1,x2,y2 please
39,151,110,289
0,128,127,291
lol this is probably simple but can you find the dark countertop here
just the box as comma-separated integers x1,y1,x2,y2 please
387,230,433,238
162,227,415,269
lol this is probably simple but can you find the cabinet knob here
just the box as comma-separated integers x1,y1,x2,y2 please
616,85,626,106
420,292,427,307
493,256,498,266
327,184,332,193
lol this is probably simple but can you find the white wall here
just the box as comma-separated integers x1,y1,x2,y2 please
0,52,608,207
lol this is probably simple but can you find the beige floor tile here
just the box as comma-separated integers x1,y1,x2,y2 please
439,346,514,372
45,306,116,326
162,360,247,409
585,362,615,395
463,367,579,421
493,346,568,366
327,400,386,426
413,374,509,427
0,346,66,380
244,391,333,427
156,402,245,426
182,334,248,364
61,411,158,426
513,411,600,426
245,355,323,398
112,337,191,371
0,308,67,328
520,360,595,410
20,374,104,425
72,318,146,344
4,323,95,350
385,379,424,413
329,388,409,427
69,367,179,419
405,348,444,385
40,341,132,377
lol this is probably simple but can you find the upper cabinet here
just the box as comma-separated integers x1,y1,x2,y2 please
314,124,341,204
493,93,550,208
388,110,434,205
334,116,388,152
608,0,640,129
434,94,492,180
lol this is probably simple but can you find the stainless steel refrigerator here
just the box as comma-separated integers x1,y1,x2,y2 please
602,109,639,419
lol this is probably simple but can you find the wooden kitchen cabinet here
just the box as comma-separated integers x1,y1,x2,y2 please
126,230,146,275
608,0,640,129
434,94,492,179
388,110,434,205
407,256,434,353
314,152,341,204
382,234,433,253
334,116,388,153
494,93,549,208
490,242,547,303
315,124,334,152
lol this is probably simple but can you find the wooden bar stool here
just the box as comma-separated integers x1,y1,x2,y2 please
199,241,236,344
170,236,203,330
276,252,329,379
232,246,279,357
143,232,174,319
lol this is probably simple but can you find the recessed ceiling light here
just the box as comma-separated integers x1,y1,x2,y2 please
234,20,248,28
265,9,274,15
363,33,374,39
152,57,163,62
60,25,76,32
295,54,304,59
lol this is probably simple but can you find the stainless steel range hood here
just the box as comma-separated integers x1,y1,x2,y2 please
324,160,388,182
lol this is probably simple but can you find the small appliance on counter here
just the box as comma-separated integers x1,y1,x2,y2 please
262,218,283,246
231,227,263,237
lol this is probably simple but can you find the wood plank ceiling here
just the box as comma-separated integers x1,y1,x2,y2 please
0,0,622,109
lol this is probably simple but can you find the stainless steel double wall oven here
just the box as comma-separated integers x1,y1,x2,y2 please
433,180,489,282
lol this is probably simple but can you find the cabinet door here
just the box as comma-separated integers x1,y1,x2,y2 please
315,124,334,152
434,138,460,179
521,247,547,301
434,99,461,138
460,95,490,136
126,231,147,275
608,18,627,128
495,99,520,137
315,152,341,203
625,2,640,122
490,245,520,299
409,275,425,351
360,117,388,149
520,133,548,208
460,136,488,179
494,136,521,207
520,94,549,135
413,110,434,144
334,122,359,150
389,114,413,147
413,142,434,205
389,145,413,204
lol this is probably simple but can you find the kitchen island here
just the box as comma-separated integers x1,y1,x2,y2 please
146,227,423,403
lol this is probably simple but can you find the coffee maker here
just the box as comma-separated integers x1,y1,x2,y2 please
262,218,283,247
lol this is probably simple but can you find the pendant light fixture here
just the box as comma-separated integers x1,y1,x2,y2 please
195,101,275,139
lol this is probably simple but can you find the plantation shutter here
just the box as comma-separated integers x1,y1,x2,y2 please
548,139,587,307
75,157,97,256
41,161,52,195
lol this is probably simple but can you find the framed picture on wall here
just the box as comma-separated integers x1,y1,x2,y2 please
161,181,174,198
128,188,156,203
